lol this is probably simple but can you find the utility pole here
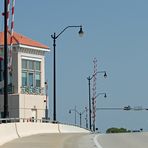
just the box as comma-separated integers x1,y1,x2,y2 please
4,0,9,118
92,58,97,132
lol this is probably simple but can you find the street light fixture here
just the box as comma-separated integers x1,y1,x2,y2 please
104,72,107,78
51,25,84,122
44,82,48,120
4,0,8,118
69,106,77,125
92,92,107,132
69,107,87,128
87,71,107,131
95,92,107,99
78,26,84,37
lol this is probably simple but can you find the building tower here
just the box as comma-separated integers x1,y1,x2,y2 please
0,31,49,121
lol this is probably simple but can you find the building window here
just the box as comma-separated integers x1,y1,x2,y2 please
35,61,40,71
29,72,34,86
22,59,27,69
29,60,34,70
22,72,27,86
21,59,42,95
35,72,41,87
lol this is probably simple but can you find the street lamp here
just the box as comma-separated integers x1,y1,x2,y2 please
85,107,88,129
44,82,48,120
68,106,77,125
4,0,8,118
69,107,87,128
51,25,84,122
95,92,107,99
92,92,107,132
87,71,107,130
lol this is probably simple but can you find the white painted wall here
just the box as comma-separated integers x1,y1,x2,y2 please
0,93,46,119
59,124,90,133
0,123,90,146
0,123,18,146
0,46,48,120
16,123,59,137
19,94,46,119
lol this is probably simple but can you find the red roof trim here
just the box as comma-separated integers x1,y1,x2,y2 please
0,31,49,49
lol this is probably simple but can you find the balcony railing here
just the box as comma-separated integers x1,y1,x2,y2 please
0,84,14,94
0,85,45,95
21,86,45,95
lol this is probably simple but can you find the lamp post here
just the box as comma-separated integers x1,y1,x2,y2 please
92,92,107,132
85,107,88,129
4,0,8,118
69,107,87,128
44,82,48,120
51,25,84,122
87,71,107,130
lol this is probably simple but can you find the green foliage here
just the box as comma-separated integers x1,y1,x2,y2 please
106,127,131,133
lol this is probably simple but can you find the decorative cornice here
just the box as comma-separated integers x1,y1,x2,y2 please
0,44,50,55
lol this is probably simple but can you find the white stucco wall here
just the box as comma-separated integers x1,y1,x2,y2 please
19,94,46,120
0,122,90,146
0,93,46,119
0,45,48,120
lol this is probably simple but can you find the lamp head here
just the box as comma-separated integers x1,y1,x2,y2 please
104,93,107,98
104,72,107,78
78,26,84,37
69,110,71,114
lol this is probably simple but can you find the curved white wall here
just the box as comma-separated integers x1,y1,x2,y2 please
59,124,90,133
0,123,90,146
16,123,59,137
0,123,18,146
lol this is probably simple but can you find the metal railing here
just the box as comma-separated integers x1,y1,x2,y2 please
0,118,52,124
21,86,45,95
0,84,14,94
0,85,45,95
0,118,91,132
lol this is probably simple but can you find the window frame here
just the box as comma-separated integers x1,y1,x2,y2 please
21,59,41,88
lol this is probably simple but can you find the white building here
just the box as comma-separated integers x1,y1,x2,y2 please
0,31,49,121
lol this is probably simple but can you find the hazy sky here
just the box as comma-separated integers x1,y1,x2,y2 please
1,0,148,132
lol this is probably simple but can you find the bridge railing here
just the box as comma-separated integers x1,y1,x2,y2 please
0,118,90,132
0,118,52,124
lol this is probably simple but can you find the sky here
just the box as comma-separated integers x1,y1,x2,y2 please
1,0,148,133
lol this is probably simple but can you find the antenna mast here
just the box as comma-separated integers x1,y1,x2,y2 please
92,58,97,132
